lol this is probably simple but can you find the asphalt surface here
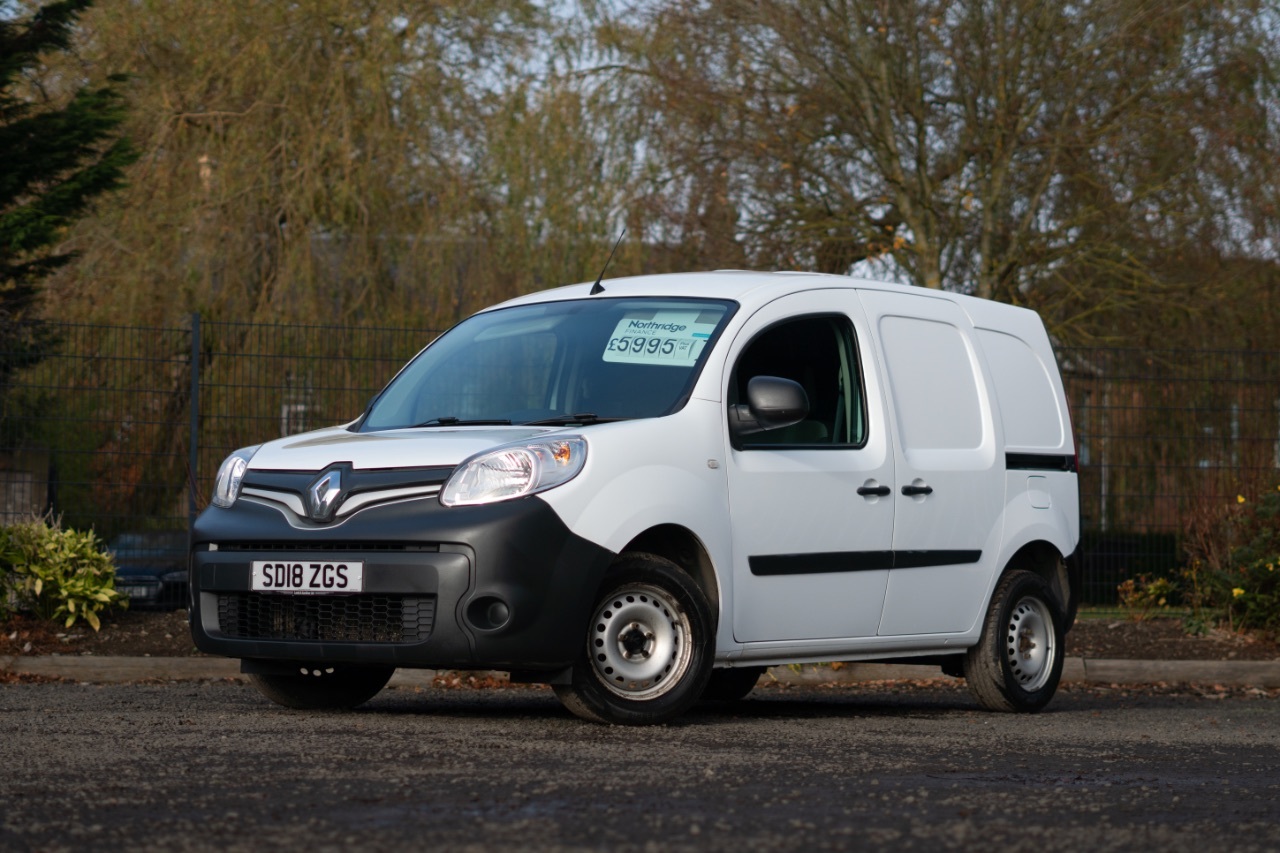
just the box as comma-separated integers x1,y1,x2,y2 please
2,680,1278,852
5,654,1280,687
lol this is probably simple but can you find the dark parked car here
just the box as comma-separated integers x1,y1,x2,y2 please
109,531,189,610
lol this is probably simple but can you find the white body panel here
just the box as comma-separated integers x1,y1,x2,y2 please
856,290,1005,637
536,403,737,652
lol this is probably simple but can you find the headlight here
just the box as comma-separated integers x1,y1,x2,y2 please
441,438,587,507
211,446,259,508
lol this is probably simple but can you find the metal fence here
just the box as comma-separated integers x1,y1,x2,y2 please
0,318,438,542
2,317,1277,605
1057,346,1280,603
0,321,193,535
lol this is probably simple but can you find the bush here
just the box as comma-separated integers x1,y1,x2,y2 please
1218,488,1280,633
0,516,126,631
1116,574,1178,622
1167,487,1280,635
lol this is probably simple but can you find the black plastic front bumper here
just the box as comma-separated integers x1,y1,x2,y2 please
189,494,615,674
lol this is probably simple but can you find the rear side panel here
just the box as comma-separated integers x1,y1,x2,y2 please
966,303,1080,555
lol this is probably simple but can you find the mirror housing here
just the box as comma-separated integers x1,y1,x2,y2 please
730,375,809,438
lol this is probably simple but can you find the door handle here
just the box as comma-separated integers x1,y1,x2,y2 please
901,484,934,496
857,484,891,497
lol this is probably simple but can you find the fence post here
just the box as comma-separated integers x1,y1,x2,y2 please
188,312,201,530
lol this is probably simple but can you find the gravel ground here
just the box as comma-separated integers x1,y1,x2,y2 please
1,680,1278,852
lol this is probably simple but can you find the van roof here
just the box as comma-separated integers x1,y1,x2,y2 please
488,270,1029,323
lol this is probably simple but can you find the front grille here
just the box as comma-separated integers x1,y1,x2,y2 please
215,593,435,643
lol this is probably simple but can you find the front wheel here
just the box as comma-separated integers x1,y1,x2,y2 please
247,663,395,710
553,553,714,725
964,570,1064,713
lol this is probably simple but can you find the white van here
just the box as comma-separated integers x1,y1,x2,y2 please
191,271,1080,724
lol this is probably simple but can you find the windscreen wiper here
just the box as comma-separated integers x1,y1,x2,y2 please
523,413,628,426
413,417,513,428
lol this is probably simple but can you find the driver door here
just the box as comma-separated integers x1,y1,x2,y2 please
725,291,894,643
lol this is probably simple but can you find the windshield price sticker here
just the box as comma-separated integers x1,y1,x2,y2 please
603,310,719,367
251,560,365,594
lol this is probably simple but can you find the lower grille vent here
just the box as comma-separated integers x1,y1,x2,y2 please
215,593,435,643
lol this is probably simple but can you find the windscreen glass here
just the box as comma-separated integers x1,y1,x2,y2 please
361,298,737,431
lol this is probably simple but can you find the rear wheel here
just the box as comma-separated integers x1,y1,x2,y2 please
554,553,713,725
964,570,1064,712
701,666,765,702
247,663,394,710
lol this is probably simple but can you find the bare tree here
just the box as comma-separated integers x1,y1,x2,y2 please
598,0,1279,341
27,0,1280,345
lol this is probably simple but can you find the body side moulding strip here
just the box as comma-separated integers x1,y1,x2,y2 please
1005,453,1077,472
749,550,981,576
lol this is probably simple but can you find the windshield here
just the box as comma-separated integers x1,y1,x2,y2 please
361,297,737,431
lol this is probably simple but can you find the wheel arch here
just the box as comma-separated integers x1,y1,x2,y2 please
620,524,721,621
998,539,1078,628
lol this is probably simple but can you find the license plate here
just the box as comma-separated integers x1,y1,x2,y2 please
250,560,364,594
118,583,159,600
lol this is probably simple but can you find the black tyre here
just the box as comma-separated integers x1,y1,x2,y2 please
701,666,765,702
247,663,395,710
964,570,1064,713
553,553,714,725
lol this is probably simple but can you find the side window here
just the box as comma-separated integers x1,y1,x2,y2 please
731,315,866,448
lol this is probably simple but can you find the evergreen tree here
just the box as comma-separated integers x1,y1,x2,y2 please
0,0,135,383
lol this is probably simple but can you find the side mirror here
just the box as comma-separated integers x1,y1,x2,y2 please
730,375,809,438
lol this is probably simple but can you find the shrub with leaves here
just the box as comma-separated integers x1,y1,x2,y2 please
1117,574,1179,622
1220,488,1280,633
0,516,125,630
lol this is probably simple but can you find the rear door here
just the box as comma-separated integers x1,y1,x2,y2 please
855,290,1006,636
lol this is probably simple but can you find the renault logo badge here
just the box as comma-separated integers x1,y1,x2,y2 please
308,469,343,521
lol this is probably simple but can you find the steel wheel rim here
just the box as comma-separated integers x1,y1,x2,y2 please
1005,595,1056,691
588,583,692,701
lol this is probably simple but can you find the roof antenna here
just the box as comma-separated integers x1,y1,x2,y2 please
590,228,626,295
